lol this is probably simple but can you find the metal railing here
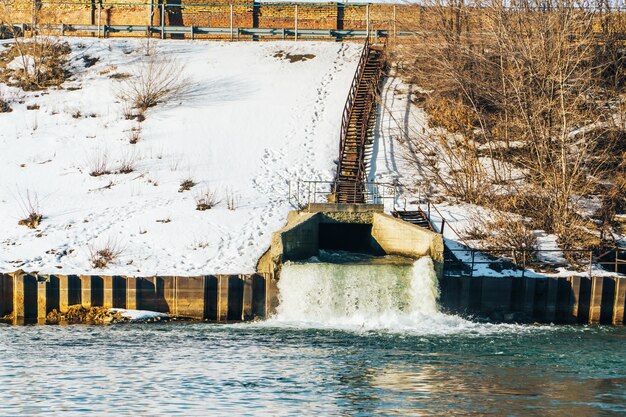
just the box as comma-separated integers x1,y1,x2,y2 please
288,179,397,207
19,23,387,40
335,35,370,184
444,248,626,278
3,1,409,41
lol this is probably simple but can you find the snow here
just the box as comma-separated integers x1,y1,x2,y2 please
110,308,168,321
7,55,35,74
0,38,361,275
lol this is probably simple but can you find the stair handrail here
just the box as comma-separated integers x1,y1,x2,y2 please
353,37,387,193
335,35,371,186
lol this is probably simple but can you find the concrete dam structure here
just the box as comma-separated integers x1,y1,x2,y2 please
256,203,444,277
1,203,625,325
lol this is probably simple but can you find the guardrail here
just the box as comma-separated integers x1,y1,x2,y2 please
335,35,371,185
1,22,392,40
287,179,397,207
444,248,626,278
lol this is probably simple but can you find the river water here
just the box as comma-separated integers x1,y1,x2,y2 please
1,257,625,416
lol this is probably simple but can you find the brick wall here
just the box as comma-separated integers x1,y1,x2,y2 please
5,1,426,32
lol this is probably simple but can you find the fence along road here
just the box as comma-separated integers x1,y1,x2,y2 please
2,1,427,40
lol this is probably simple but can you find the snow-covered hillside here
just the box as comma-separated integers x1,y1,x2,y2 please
0,38,360,275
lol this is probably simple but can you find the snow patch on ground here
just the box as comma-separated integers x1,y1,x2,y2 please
110,308,169,321
0,38,360,275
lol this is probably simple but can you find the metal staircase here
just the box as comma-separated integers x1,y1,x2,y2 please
334,37,386,204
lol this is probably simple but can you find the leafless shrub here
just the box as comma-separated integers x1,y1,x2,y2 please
17,190,42,229
195,188,220,211
122,102,134,120
88,150,111,177
128,126,142,144
88,238,123,269
0,88,12,113
225,187,240,210
468,211,537,265
189,239,210,250
115,54,191,111
72,110,82,119
178,178,196,193
26,104,39,110
117,151,137,174
0,4,71,91
0,98,10,113
109,72,130,80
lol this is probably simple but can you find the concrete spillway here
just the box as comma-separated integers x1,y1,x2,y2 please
256,203,445,277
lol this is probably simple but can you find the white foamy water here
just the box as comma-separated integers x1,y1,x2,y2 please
269,256,543,335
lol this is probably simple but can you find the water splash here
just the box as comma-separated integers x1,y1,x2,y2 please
271,256,544,335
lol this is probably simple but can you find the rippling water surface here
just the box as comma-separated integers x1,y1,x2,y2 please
1,322,625,416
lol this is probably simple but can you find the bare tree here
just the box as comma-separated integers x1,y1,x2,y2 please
395,0,625,250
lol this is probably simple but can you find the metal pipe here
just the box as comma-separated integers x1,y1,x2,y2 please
160,1,165,40
366,4,369,38
393,4,396,38
295,4,298,41
230,4,233,41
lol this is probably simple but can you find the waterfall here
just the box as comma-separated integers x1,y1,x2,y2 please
274,256,444,330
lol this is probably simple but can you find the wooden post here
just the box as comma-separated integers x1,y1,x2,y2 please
295,5,298,41
230,4,234,41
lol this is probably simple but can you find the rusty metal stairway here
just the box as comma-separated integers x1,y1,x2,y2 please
334,37,386,204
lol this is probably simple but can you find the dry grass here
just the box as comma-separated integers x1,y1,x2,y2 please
396,0,626,250
195,188,220,211
88,239,123,269
225,187,240,210
0,38,71,91
17,190,42,229
0,89,10,112
178,178,196,193
88,150,111,177
0,97,10,113
117,151,137,174
128,126,142,144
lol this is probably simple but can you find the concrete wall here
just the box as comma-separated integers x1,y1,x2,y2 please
259,207,445,277
439,275,626,325
372,212,444,263
2,272,275,324
257,211,320,275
